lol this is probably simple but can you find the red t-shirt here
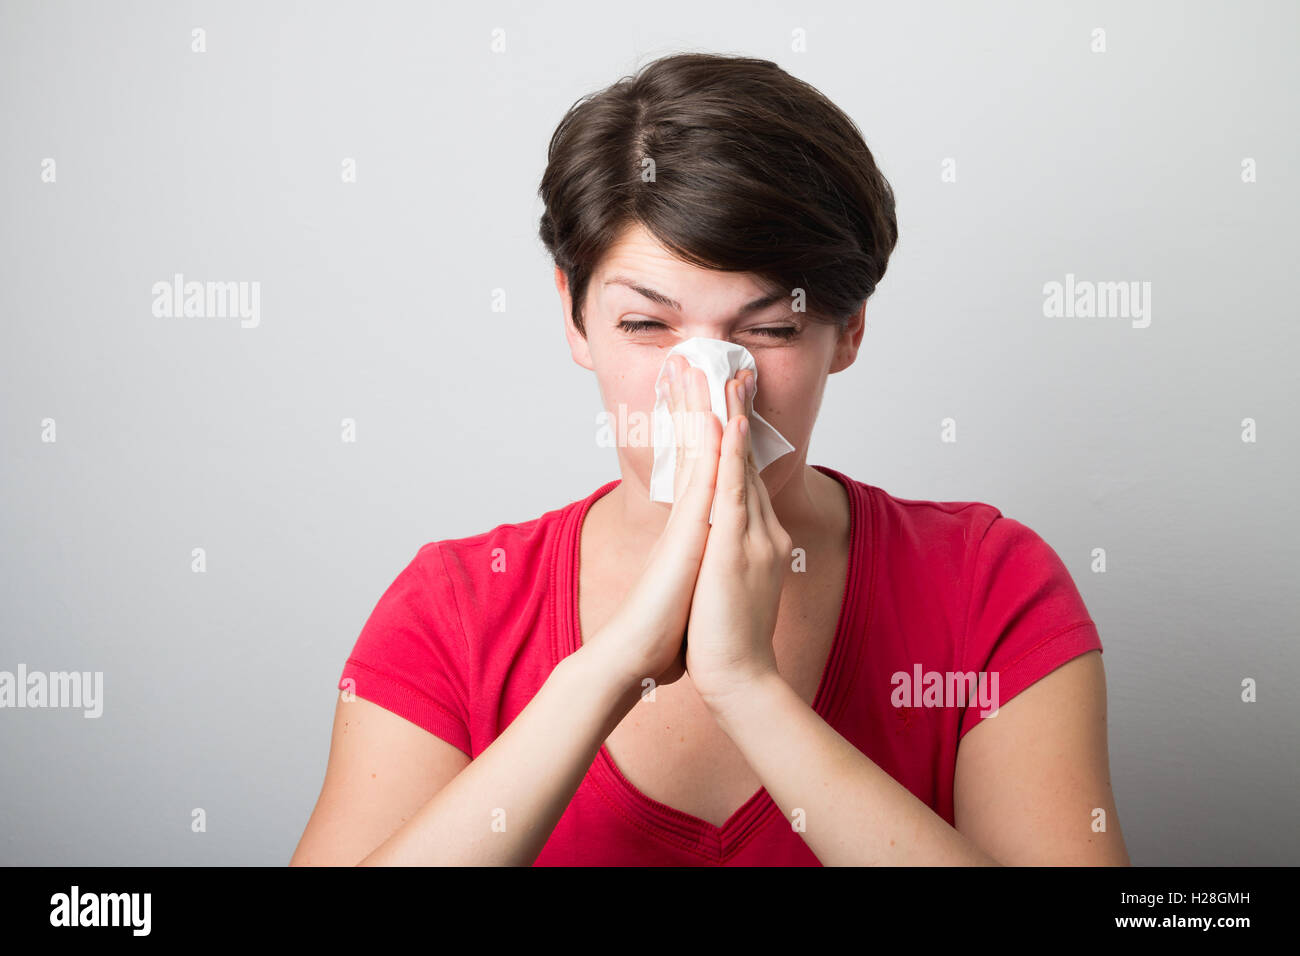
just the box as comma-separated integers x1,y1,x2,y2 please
337,464,1103,865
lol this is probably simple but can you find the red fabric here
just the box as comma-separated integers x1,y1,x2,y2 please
338,465,1102,865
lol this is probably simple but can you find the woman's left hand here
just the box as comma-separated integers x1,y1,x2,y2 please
681,368,793,709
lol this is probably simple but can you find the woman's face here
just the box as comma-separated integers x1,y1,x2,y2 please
559,222,864,498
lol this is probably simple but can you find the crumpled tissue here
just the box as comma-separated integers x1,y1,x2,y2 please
649,337,796,519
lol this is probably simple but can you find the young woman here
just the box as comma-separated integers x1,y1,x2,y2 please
291,52,1129,866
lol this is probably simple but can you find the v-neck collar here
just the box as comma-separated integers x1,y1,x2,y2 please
552,464,872,863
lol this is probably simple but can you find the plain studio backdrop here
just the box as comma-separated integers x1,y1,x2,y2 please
1,0,1297,866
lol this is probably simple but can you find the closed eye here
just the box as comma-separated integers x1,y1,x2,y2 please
617,319,798,340
616,319,665,334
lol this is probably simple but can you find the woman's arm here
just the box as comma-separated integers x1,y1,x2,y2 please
702,649,1130,866
348,369,736,865
680,368,1129,865
294,358,737,866
293,638,644,866
290,695,472,866
952,649,1130,865
356,639,641,866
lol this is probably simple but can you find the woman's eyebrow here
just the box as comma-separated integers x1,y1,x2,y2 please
603,275,786,317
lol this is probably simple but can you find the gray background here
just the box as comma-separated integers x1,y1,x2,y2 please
1,0,1296,865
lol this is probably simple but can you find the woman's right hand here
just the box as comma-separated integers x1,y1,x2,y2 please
584,355,742,693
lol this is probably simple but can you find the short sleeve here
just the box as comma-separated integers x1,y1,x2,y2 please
337,544,472,757
958,515,1102,740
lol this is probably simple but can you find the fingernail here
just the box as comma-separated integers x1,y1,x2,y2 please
666,359,678,382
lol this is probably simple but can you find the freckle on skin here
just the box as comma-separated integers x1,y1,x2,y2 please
371,773,377,778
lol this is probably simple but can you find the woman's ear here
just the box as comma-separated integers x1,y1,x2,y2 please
557,266,593,370
828,302,867,374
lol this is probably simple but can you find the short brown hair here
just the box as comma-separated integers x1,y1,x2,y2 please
537,52,898,338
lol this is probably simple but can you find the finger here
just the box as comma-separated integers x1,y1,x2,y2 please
725,373,762,526
727,373,763,534
681,363,718,462
670,356,691,463
713,374,751,535
668,357,707,515
665,358,691,505
743,370,780,528
714,412,749,536
679,362,723,516
740,382,765,533
731,372,764,530
725,370,744,422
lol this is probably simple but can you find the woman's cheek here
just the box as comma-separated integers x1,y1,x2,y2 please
605,388,656,467
757,386,813,450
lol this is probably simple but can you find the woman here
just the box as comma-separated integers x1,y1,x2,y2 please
291,52,1129,866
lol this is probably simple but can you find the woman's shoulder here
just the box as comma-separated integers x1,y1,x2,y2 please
401,482,615,616
850,476,1088,621
866,481,1075,562
409,492,587,584
867,482,1001,542
835,472,1088,622
822,467,1003,561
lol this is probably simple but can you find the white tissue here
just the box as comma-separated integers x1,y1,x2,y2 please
649,337,796,518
